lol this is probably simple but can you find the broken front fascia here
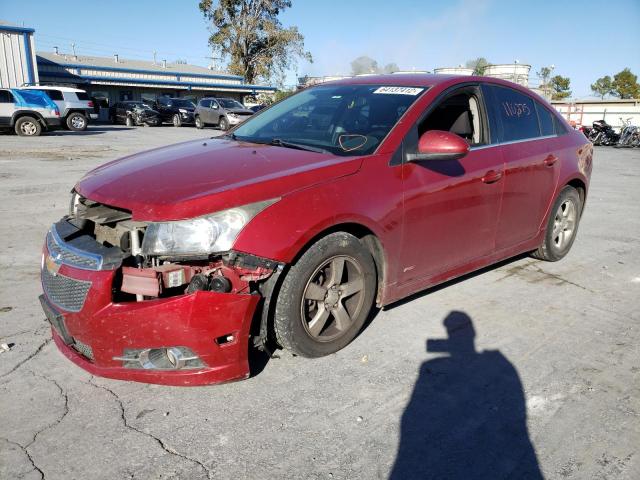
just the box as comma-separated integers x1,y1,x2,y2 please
43,205,284,385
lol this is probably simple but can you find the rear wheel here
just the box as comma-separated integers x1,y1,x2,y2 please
218,116,229,131
173,114,182,127
532,186,583,261
66,112,87,131
274,232,376,358
15,116,42,136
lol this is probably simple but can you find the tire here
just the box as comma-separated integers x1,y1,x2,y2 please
274,232,377,358
66,112,87,131
125,116,134,127
173,114,182,127
195,116,204,129
532,186,583,262
15,116,42,137
218,116,229,131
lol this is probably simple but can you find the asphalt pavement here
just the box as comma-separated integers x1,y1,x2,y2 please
0,125,638,479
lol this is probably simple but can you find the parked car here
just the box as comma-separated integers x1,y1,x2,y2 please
22,86,95,131
154,97,196,127
194,97,254,130
109,101,160,126
249,104,266,113
0,88,60,136
40,75,592,385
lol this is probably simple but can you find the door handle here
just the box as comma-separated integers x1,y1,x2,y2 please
543,154,558,166
482,170,503,184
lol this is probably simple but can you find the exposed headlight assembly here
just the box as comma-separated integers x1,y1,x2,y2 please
179,108,188,114
141,199,277,256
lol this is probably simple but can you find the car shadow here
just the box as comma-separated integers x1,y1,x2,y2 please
389,311,543,479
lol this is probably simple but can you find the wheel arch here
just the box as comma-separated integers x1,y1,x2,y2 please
566,177,586,207
288,222,387,306
11,110,46,127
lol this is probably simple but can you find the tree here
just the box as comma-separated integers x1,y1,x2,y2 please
199,0,312,84
612,68,640,99
351,56,379,75
550,75,571,100
590,76,614,99
465,57,490,75
536,66,553,98
350,56,400,75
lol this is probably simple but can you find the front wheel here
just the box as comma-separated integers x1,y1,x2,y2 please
195,116,204,129
125,116,134,127
66,112,87,131
218,116,229,131
274,232,377,358
532,186,583,262
173,114,182,127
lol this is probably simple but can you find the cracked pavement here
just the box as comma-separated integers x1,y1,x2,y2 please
1,126,639,479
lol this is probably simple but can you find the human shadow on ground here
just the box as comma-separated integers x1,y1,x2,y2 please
389,311,543,480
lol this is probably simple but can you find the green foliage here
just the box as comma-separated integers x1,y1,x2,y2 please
590,76,614,99
465,57,490,75
550,75,571,100
271,89,295,104
350,56,399,75
199,0,312,84
612,68,640,99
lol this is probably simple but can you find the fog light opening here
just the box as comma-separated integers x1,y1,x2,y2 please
115,346,205,370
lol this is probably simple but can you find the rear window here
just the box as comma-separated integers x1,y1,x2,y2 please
490,85,540,142
76,91,90,100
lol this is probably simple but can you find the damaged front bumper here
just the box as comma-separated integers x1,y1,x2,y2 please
40,217,274,386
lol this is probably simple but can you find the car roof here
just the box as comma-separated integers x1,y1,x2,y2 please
22,85,87,93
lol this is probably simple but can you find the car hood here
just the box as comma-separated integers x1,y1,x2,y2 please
226,108,254,115
76,138,362,221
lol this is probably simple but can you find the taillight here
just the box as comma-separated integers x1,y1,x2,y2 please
88,101,94,108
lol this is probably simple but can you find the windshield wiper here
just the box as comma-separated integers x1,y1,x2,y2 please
269,138,331,155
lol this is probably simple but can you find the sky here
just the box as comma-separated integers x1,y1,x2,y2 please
2,0,639,98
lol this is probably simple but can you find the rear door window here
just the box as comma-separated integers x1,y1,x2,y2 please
489,85,540,142
46,90,64,101
0,90,15,103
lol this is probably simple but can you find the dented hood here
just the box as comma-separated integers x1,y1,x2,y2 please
76,138,362,221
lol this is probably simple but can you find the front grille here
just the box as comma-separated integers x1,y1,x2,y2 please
72,339,94,361
41,267,91,312
47,232,99,269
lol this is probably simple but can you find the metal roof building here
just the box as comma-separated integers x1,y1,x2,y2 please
0,22,39,88
35,51,276,107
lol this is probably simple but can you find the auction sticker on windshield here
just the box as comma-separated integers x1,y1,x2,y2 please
373,86,424,95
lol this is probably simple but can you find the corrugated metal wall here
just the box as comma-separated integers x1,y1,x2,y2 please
0,29,39,88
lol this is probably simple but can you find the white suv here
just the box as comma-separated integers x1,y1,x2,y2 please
22,86,96,131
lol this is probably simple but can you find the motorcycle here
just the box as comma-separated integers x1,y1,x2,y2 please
588,119,619,146
615,117,639,148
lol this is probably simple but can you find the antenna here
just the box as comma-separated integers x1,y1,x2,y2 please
71,43,76,57
153,51,157,65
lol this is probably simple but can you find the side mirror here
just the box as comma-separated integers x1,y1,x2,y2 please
407,130,470,162
212,103,219,109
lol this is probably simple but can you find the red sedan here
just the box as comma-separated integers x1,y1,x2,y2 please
40,74,592,385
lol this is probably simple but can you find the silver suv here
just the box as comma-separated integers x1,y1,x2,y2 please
194,97,254,130
22,86,96,131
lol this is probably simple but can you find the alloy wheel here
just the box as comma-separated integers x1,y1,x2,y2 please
20,121,37,135
552,199,577,249
300,255,366,342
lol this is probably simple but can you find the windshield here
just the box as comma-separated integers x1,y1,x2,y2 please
232,84,427,156
218,98,245,109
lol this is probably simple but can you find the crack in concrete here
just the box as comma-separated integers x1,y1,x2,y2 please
0,436,44,479
86,377,213,479
0,371,69,480
0,337,51,382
